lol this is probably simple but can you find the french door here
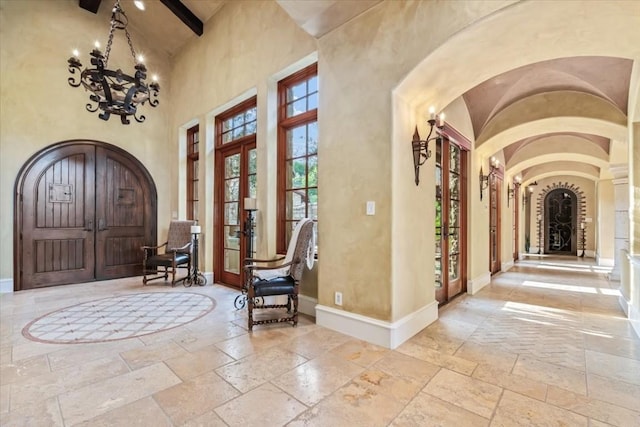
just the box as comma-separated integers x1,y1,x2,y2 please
489,175,502,274
435,136,468,305
215,144,256,288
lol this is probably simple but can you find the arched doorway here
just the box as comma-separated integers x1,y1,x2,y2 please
544,188,577,255
14,140,157,291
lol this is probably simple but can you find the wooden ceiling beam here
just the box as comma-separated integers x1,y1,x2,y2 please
79,0,102,14
159,0,203,36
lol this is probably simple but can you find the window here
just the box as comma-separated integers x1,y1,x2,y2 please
277,63,318,254
186,125,199,221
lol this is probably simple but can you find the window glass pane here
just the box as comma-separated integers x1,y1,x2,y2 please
308,76,318,93
249,175,257,199
248,149,257,174
224,249,240,274
225,178,239,202
287,126,307,158
449,228,459,255
449,172,459,199
307,188,318,220
224,226,240,249
233,113,244,128
435,258,442,288
449,254,459,280
287,159,306,189
245,107,256,123
449,200,459,227
450,144,460,173
233,126,244,140
224,202,238,225
287,81,307,102
308,92,318,111
307,122,318,154
307,155,318,187
223,118,233,131
284,221,295,246
287,98,307,117
225,154,240,178
286,190,306,220
245,121,257,135
222,131,232,144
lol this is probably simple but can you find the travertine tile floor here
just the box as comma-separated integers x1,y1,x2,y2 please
1,256,639,426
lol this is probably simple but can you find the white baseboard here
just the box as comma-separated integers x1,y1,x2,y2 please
619,295,630,316
315,301,438,349
597,257,614,267
630,304,640,339
467,271,491,295
298,294,317,318
501,261,514,272
0,278,13,293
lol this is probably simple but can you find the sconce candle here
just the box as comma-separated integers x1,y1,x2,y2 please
244,197,257,211
580,222,585,230
190,225,201,234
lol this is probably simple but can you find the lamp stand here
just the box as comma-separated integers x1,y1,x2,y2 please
234,208,263,309
580,226,586,258
185,230,207,287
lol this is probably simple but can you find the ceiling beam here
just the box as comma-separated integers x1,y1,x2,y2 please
159,0,203,36
79,0,102,14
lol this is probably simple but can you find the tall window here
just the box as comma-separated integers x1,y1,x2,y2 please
277,63,318,254
186,125,199,221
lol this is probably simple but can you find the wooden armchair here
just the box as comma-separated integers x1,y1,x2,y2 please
244,218,315,330
141,220,195,286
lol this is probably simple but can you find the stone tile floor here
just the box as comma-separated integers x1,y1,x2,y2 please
1,256,639,426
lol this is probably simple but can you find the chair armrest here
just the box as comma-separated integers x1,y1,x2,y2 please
244,256,285,265
244,258,299,273
141,242,168,251
169,242,192,253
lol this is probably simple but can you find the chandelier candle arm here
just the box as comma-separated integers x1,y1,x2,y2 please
411,111,444,186
67,0,160,124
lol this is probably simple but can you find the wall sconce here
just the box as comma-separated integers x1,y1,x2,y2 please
479,157,500,200
412,107,444,185
507,176,521,207
523,181,537,207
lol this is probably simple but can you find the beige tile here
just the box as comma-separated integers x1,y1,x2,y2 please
153,370,240,426
288,381,407,427
73,397,172,427
165,344,234,381
395,340,477,375
215,329,291,360
454,342,518,372
492,390,588,426
1,346,12,365
175,323,247,352
546,385,640,426
11,341,68,362
120,340,189,370
215,347,307,393
352,369,424,405
0,384,10,414
180,409,227,427
587,373,640,411
371,352,440,387
58,362,181,426
472,363,547,401
10,356,130,408
0,354,50,385
423,368,502,419
588,419,615,427
272,353,363,406
0,396,64,427
584,333,640,361
327,339,389,367
513,355,587,394
390,392,489,427
282,327,352,359
406,328,465,355
215,382,307,426
585,350,640,385
46,339,143,371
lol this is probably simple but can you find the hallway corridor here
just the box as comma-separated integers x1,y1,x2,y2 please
1,258,639,426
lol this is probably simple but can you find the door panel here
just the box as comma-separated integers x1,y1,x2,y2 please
95,147,149,279
219,150,242,286
489,176,501,275
545,189,577,254
21,146,96,288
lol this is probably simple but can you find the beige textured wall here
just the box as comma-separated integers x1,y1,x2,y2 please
0,0,173,282
597,180,616,262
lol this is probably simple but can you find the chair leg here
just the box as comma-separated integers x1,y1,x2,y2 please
292,294,299,327
247,287,254,331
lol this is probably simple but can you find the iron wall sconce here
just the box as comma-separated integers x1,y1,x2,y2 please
507,176,522,207
522,181,537,207
412,107,444,186
479,157,500,200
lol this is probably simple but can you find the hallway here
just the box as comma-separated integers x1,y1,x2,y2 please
1,258,639,426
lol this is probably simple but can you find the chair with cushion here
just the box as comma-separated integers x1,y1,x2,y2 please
141,220,195,286
244,218,315,330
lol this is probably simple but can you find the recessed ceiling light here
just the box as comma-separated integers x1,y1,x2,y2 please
134,0,145,11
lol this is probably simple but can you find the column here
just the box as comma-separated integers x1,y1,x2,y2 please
608,165,628,282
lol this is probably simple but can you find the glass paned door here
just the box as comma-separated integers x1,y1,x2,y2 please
216,144,256,288
489,175,502,275
435,137,467,305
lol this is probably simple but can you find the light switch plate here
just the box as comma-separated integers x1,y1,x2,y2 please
366,201,375,215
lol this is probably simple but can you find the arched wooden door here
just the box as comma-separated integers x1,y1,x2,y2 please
14,140,157,291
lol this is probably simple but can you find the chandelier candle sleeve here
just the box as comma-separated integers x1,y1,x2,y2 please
67,0,160,124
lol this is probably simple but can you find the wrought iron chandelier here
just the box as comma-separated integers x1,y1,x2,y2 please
67,0,159,124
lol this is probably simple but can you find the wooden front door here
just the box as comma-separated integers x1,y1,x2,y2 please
15,141,156,290
435,135,468,305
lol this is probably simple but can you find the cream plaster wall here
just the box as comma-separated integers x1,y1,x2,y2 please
597,179,615,263
0,0,173,284
319,0,512,321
